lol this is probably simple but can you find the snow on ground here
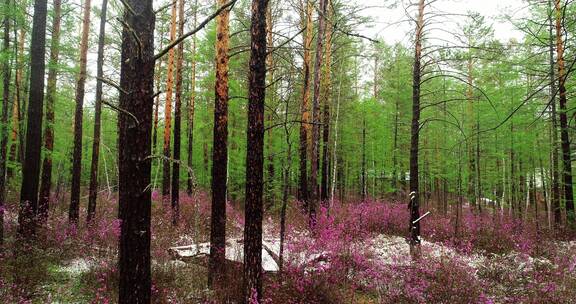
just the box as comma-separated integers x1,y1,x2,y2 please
169,238,280,272
57,258,94,276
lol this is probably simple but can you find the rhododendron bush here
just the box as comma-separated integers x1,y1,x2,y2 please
1,193,575,303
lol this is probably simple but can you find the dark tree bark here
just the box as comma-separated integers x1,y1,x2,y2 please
244,0,268,301
409,0,425,257
18,0,48,236
87,0,108,223
117,1,155,303
310,0,328,223
298,0,312,205
209,0,230,288
554,0,574,224
69,0,92,224
0,0,11,245
171,0,185,226
38,0,62,222
265,4,275,206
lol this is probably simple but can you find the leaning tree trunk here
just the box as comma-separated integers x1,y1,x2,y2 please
87,0,108,223
555,0,574,224
18,0,48,237
244,0,268,301
117,1,155,303
310,0,328,224
298,0,313,205
409,0,425,258
38,0,62,222
209,0,230,288
171,0,185,226
0,0,11,245
69,0,92,224
162,0,178,199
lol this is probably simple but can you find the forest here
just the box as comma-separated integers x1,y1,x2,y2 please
0,0,576,302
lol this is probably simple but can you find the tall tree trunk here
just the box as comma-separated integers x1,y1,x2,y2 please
409,0,425,258
0,0,11,245
8,25,26,176
69,0,92,224
320,3,332,203
361,115,367,201
153,23,166,156
466,55,477,211
244,0,268,301
163,0,178,199
87,0,108,223
555,0,574,224
18,0,48,237
265,2,275,206
392,59,400,190
549,2,561,225
298,0,313,206
171,0,185,226
330,66,343,206
209,0,230,288
38,0,62,221
117,1,154,302
187,0,198,196
310,0,328,223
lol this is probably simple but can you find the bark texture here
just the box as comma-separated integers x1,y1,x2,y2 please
244,0,268,301
69,0,92,224
209,0,230,288
38,0,62,221
117,1,155,303
19,0,48,236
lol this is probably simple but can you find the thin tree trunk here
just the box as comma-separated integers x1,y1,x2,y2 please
409,0,425,258
38,0,62,221
69,0,92,224
298,0,313,206
330,66,343,207
310,0,328,224
171,0,185,226
163,0,178,199
0,0,11,245
243,0,268,300
87,0,108,223
209,0,230,288
361,115,367,201
548,0,561,227
18,0,48,237
153,22,166,157
320,3,332,203
187,0,198,196
117,1,154,302
8,26,26,176
555,0,574,224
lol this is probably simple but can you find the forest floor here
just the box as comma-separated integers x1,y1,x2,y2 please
1,191,576,303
